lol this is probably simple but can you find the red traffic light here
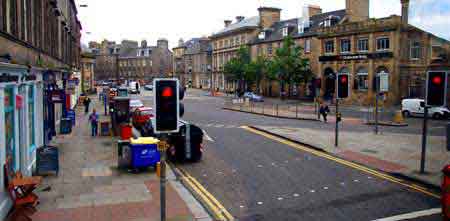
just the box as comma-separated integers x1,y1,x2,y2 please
162,87,173,97
340,76,348,83
432,76,442,85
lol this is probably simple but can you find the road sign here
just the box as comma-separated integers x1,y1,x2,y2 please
377,71,389,93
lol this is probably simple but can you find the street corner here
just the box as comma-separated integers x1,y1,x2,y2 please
335,150,408,174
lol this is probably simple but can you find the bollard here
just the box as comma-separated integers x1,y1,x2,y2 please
447,124,450,151
276,104,279,116
442,165,450,220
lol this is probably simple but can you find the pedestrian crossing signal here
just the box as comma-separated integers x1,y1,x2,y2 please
154,79,180,133
337,74,349,99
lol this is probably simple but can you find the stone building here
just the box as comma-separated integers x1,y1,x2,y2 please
0,0,81,218
215,0,450,106
172,39,186,81
210,11,266,91
173,38,212,88
81,52,95,93
91,39,173,82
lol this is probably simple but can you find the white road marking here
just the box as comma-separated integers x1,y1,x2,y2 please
310,190,315,193
257,202,263,205
202,129,215,142
239,205,245,208
372,208,441,221
323,187,329,190
368,176,373,179
257,165,263,168
293,193,300,197
354,179,360,182
340,182,345,185
277,197,283,201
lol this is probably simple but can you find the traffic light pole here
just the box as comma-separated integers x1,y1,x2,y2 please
335,98,339,147
375,92,379,135
420,106,429,174
158,137,169,221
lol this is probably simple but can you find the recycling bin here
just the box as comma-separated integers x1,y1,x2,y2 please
60,118,72,134
100,121,110,136
130,137,160,168
120,124,132,140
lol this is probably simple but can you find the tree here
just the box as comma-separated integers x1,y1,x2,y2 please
223,46,251,92
245,56,267,93
268,36,312,97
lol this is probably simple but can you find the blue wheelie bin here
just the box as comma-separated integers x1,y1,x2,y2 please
130,137,160,168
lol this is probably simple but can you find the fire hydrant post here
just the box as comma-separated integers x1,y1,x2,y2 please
442,165,450,220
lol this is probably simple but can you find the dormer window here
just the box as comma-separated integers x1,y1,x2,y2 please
324,19,331,27
282,27,289,37
258,31,266,40
298,23,304,34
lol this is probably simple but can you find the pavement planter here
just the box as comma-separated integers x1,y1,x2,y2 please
22,97,211,221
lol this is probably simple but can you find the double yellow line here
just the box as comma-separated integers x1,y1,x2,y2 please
241,126,440,199
176,167,234,221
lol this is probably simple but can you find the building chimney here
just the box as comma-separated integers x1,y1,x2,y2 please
401,0,410,24
224,20,232,27
307,5,322,17
236,16,245,22
345,0,369,22
258,7,281,29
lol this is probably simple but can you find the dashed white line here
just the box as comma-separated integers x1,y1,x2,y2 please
293,193,300,197
257,202,263,205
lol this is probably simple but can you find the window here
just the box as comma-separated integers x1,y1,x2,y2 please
325,40,334,54
340,39,351,53
324,19,331,27
410,41,421,60
267,44,273,55
355,68,369,90
282,27,288,37
376,37,390,51
305,39,311,53
230,38,234,46
358,38,369,52
298,23,304,34
236,36,240,45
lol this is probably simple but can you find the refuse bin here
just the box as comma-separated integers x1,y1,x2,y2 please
118,140,131,169
130,137,160,168
60,118,72,134
120,124,132,140
100,121,110,136
67,109,76,126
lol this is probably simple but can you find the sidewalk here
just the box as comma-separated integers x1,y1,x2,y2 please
250,124,449,187
29,96,211,221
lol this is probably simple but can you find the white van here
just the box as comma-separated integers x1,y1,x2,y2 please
401,98,450,119
128,81,141,94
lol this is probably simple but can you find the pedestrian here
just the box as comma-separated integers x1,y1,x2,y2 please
89,109,99,136
319,102,330,123
83,97,91,114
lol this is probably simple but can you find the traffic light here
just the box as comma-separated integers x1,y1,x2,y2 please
426,71,447,106
154,79,179,133
336,74,349,99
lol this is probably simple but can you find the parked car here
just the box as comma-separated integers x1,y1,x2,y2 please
128,81,141,94
244,92,264,102
129,99,144,112
401,98,450,119
132,107,154,129
144,84,153,91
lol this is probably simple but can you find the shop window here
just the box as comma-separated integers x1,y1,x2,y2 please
340,39,351,53
325,40,334,54
376,37,390,51
267,44,273,55
410,41,422,60
5,87,16,171
358,38,369,52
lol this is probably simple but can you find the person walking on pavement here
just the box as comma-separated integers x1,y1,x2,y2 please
89,109,99,136
319,102,330,123
83,97,91,114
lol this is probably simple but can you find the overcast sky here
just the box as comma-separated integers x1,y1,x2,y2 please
76,0,449,48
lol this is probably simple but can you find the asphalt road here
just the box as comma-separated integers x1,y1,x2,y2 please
136,89,442,221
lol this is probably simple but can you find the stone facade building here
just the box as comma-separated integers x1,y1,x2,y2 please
214,0,450,106
173,38,212,88
0,0,81,218
91,39,173,82
81,52,95,93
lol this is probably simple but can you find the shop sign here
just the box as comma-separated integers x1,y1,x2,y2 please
51,90,64,103
15,95,24,109
319,52,394,62
0,73,19,83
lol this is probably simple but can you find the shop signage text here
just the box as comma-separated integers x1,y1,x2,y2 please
319,52,394,62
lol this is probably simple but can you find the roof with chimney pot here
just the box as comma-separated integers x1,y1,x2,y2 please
251,9,346,44
211,16,260,38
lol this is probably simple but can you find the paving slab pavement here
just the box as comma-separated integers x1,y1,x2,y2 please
24,96,211,221
251,124,449,187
